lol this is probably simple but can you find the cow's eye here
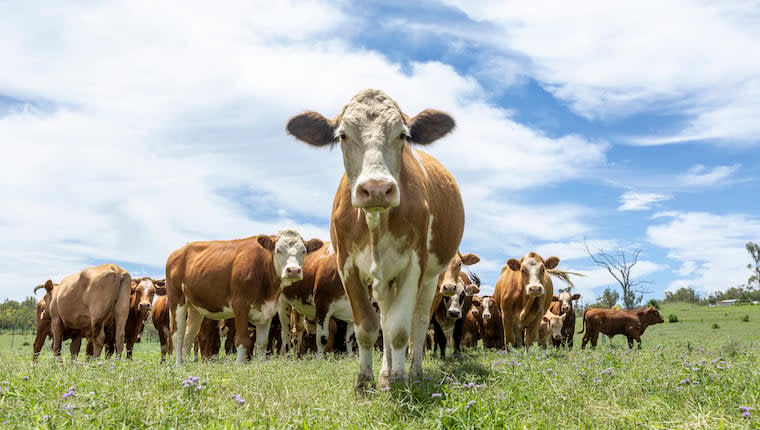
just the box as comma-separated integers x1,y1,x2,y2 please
399,132,409,141
338,133,346,141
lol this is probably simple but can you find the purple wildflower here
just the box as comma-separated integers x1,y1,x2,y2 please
445,408,456,413
431,392,442,398
423,376,433,381
232,394,246,405
62,386,76,399
743,411,751,418
61,403,74,415
600,368,614,375
592,377,599,383
546,368,553,373
41,414,50,420
466,400,475,409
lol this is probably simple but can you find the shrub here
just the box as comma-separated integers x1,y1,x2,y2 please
647,299,660,309
668,314,679,323
712,323,720,329
740,314,750,322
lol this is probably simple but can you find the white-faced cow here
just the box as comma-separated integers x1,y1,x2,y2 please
493,252,558,349
549,291,581,348
537,310,566,348
166,230,323,364
287,89,464,390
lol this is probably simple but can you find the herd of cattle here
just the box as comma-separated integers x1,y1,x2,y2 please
30,89,664,391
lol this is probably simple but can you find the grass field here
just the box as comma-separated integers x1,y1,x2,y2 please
0,303,758,429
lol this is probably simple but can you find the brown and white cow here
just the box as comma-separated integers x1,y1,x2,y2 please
430,268,480,358
461,297,482,349
166,230,322,364
537,310,566,348
32,282,88,361
277,242,354,355
151,294,172,362
493,252,558,349
104,277,166,359
287,89,464,390
41,264,132,359
479,295,504,349
580,307,664,349
549,291,581,348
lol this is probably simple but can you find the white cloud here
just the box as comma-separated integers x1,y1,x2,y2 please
618,191,672,211
440,0,760,144
0,2,611,300
677,164,741,187
647,211,760,293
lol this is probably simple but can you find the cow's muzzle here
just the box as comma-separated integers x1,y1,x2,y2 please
139,303,151,313
355,179,398,210
447,309,461,319
283,266,303,281
526,284,545,297
482,312,491,320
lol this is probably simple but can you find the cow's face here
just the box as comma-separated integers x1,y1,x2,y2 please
131,279,160,314
287,89,455,212
258,229,323,284
554,291,581,314
443,279,480,320
642,307,664,325
470,296,482,318
507,253,560,298
438,252,480,297
481,296,497,321
542,312,566,340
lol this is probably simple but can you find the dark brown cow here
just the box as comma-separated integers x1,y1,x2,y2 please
461,297,481,349
41,264,132,359
494,252,558,349
277,242,354,355
288,89,465,390
32,283,88,361
549,291,581,348
104,277,166,359
430,269,480,358
152,294,172,362
166,230,322,364
580,307,664,349
479,296,504,349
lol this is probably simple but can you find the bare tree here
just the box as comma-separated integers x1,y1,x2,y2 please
584,241,652,310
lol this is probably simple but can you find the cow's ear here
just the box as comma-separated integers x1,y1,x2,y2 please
257,235,276,251
572,293,581,301
155,286,167,296
465,284,480,296
304,238,324,254
408,109,455,145
552,295,560,302
507,259,521,271
542,315,550,322
545,256,560,269
460,253,480,266
44,280,54,293
286,112,336,147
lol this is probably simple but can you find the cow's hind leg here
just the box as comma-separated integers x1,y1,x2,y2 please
182,307,204,360
69,334,83,361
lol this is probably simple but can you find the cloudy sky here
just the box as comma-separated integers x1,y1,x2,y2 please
2,1,759,304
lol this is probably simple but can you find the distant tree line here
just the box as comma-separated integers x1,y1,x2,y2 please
0,297,37,334
664,286,760,305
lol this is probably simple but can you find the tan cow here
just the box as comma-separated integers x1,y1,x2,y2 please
288,89,464,390
494,252,558,349
32,282,88,361
537,310,566,348
277,242,354,355
166,230,322,364
41,264,132,359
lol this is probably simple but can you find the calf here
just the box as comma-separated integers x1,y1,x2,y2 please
460,298,481,349
549,292,581,348
430,268,481,358
493,252,558,349
479,295,504,349
41,264,132,359
537,310,566,348
152,294,172,362
288,89,465,390
166,230,322,364
580,307,664,349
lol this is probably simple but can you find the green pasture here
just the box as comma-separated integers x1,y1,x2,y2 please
0,302,758,429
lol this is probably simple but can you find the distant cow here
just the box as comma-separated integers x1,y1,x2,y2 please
479,296,504,349
494,252,558,349
104,277,166,359
32,283,88,361
287,89,464,390
461,297,481,349
430,265,481,358
166,230,322,364
40,264,132,359
537,310,566,348
549,292,581,348
277,242,354,355
580,307,664,349
152,294,172,362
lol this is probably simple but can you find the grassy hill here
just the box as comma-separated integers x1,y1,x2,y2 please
0,303,758,429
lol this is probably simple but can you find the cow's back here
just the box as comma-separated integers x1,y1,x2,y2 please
51,264,130,329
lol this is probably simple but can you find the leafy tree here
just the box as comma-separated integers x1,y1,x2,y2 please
595,287,619,308
747,242,760,289
664,287,700,304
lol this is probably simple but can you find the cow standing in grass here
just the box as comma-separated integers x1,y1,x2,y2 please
287,89,464,390
550,292,581,348
580,307,664,349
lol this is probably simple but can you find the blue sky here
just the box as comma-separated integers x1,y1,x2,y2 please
1,0,759,305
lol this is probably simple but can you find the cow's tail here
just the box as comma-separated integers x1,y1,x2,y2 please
578,308,589,334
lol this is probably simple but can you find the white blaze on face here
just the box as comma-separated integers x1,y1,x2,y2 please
134,279,156,313
542,311,566,340
272,230,308,283
521,257,546,297
557,292,573,314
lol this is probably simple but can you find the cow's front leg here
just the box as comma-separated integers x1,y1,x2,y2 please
410,276,437,382
253,318,273,359
342,266,378,392
276,298,291,355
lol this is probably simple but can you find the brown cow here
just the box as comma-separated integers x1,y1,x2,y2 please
288,89,464,390
461,296,481,349
32,283,88,361
494,252,558,349
152,294,172,362
580,307,664,349
430,268,481,358
479,295,504,349
277,242,354,355
549,291,581,348
104,277,166,359
41,264,132,359
537,310,566,348
166,230,322,364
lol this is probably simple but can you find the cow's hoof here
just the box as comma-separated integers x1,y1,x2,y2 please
355,372,375,394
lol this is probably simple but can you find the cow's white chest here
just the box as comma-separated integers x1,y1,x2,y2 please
329,296,353,322
352,233,412,284
249,299,278,325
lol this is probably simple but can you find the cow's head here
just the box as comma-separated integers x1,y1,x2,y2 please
442,273,480,320
257,229,323,284
438,252,480,297
287,89,455,212
542,311,566,340
639,307,664,325
481,296,498,321
131,278,162,314
507,252,559,298
470,296,482,318
553,291,581,314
